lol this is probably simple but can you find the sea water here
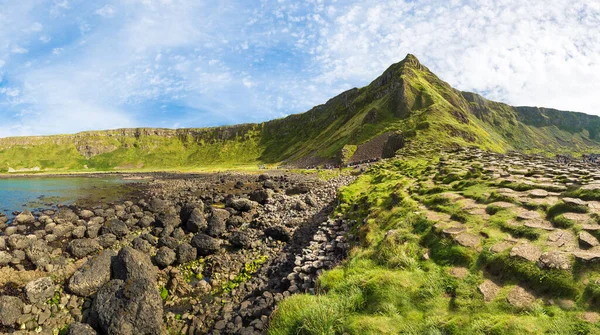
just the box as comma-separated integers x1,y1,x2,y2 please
0,177,140,220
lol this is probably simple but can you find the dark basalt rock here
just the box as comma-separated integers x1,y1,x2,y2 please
111,246,158,282
154,246,176,268
68,238,102,258
101,219,129,238
176,243,197,265
0,295,24,326
92,278,163,335
191,233,221,256
68,250,116,297
66,322,97,335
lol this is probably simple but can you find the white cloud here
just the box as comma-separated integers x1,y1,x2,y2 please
95,5,116,18
11,46,28,54
29,22,43,32
52,48,64,55
0,60,5,68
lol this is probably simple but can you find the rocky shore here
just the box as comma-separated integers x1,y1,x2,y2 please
0,171,355,334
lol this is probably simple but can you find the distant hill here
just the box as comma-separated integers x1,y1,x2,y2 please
1,54,599,173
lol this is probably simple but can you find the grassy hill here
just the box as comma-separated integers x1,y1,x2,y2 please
1,54,599,173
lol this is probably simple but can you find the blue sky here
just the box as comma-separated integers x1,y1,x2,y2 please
0,0,599,137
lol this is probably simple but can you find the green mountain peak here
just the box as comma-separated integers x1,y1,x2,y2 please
1,55,599,173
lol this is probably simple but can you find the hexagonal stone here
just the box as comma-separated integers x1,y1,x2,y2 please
572,248,600,262
562,197,587,207
528,189,549,198
515,210,542,221
490,241,514,253
579,231,599,249
510,243,542,262
561,213,592,225
507,286,535,309
478,279,501,302
538,252,571,270
453,233,481,248
442,225,467,237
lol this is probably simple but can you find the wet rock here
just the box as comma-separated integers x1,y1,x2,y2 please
0,295,24,326
191,233,221,256
186,208,207,233
264,226,291,242
92,278,163,335
101,219,130,238
54,223,75,237
67,322,97,335
176,243,197,265
68,238,102,258
579,231,599,249
68,250,116,297
25,277,55,304
207,208,229,237
154,246,176,268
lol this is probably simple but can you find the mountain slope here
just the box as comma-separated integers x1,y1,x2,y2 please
0,54,599,173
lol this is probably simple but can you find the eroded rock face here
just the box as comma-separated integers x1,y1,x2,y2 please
68,250,116,297
92,278,163,335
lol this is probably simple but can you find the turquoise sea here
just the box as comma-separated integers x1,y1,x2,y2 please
0,177,140,220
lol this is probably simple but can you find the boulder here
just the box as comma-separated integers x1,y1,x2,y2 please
0,295,24,326
67,322,97,335
92,278,163,335
56,208,79,223
0,251,11,266
191,233,221,256
111,246,157,282
132,237,153,253
265,226,292,242
158,236,178,250
98,234,117,248
8,234,33,250
507,286,536,309
154,247,176,268
14,210,35,225
68,238,102,258
101,219,129,238
25,240,50,268
207,208,229,237
25,277,55,304
186,208,207,233
79,210,95,220
249,189,271,205
68,250,116,297
176,243,197,265
227,198,255,212
180,202,204,224
229,231,252,249
156,213,181,228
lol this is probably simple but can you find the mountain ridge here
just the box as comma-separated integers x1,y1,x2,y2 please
1,54,599,172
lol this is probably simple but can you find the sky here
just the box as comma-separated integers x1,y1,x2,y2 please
0,0,599,138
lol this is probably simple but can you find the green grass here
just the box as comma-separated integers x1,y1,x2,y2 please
269,155,600,335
